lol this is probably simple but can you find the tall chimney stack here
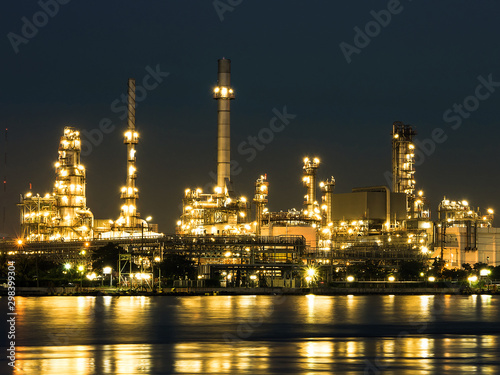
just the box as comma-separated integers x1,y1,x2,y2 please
120,78,139,227
213,58,234,192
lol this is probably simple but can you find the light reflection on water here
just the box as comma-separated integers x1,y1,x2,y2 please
4,295,500,374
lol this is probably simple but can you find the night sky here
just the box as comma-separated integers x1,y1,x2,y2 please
1,1,499,237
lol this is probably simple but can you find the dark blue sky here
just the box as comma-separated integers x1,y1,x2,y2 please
1,0,500,236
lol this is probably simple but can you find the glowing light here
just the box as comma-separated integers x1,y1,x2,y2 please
346,276,355,282
487,208,494,214
128,166,136,176
428,276,436,282
214,186,222,194
103,267,112,274
468,275,478,282
313,157,320,164
388,276,395,282
224,251,232,257
214,87,220,93
480,269,491,276
77,265,84,272
16,239,23,246
221,87,228,96
304,268,317,281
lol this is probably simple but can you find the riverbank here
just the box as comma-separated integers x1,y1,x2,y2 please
5,286,499,296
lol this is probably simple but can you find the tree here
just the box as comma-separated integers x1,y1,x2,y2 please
491,265,500,280
442,268,467,281
398,260,426,280
462,263,472,272
92,242,122,271
160,253,196,280
473,262,489,271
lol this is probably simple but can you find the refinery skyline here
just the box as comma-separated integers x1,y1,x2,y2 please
2,1,500,236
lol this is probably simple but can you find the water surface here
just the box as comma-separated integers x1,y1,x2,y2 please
2,294,500,374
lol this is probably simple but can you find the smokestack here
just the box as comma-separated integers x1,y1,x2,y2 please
120,78,139,227
213,58,235,192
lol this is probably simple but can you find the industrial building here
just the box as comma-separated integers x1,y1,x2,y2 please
18,127,94,241
435,198,495,267
8,58,500,288
18,79,159,242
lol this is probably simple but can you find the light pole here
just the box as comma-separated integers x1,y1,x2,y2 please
141,216,152,291
250,274,257,288
103,266,112,287
78,265,84,288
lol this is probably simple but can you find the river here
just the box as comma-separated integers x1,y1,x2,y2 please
2,294,500,374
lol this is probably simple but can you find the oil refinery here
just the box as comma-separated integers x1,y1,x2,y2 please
5,58,500,288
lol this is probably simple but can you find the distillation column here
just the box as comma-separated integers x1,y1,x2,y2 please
320,177,335,224
303,157,320,215
391,121,416,216
120,78,139,228
213,58,235,193
53,127,93,239
253,175,269,235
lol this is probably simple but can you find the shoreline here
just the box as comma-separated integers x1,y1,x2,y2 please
4,286,499,297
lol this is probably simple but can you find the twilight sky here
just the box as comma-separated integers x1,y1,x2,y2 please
1,0,499,236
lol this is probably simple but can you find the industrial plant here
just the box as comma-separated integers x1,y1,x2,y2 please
4,58,499,289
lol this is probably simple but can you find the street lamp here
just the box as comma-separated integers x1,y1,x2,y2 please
304,267,318,287
103,266,112,287
468,275,478,289
388,276,395,282
250,274,257,288
480,269,491,277
346,275,355,282
77,265,84,288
